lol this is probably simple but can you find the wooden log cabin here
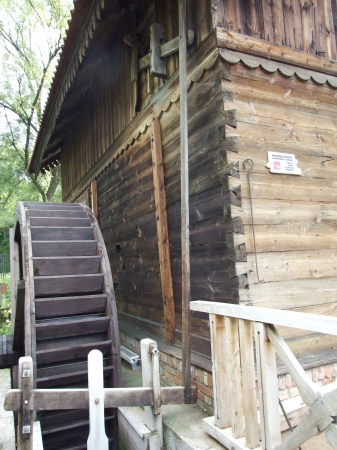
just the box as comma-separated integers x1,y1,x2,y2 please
29,0,337,409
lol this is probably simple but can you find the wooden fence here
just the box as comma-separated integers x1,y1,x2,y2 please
190,301,337,450
0,253,9,279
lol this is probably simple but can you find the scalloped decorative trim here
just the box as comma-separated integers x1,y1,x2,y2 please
31,0,105,174
219,48,337,88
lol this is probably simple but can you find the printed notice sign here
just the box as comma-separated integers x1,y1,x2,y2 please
266,151,302,175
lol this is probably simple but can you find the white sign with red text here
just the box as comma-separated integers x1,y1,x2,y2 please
266,151,302,175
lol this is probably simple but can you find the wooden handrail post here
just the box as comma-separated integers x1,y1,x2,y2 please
18,356,33,450
254,322,282,449
140,339,163,450
209,314,231,428
87,350,108,450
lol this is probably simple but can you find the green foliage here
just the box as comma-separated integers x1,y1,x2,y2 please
0,0,72,250
0,273,11,336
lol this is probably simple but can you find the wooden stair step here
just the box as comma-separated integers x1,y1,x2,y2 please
26,202,83,210
36,365,114,388
31,227,93,241
29,209,87,218
42,415,114,435
32,240,97,257
38,410,89,428
37,358,111,379
33,256,101,276
36,339,112,364
34,274,104,297
30,217,91,227
35,316,110,340
35,294,107,319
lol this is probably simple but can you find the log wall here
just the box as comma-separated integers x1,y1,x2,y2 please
223,56,337,360
96,59,243,355
212,0,337,60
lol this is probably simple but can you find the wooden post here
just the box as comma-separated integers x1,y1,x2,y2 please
87,350,108,450
18,356,33,450
90,180,98,219
140,339,163,450
238,319,259,449
10,228,19,336
209,314,231,429
254,322,282,449
150,118,175,346
179,0,191,404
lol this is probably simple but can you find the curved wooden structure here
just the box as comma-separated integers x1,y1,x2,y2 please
11,201,121,450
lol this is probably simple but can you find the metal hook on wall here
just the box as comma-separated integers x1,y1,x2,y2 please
243,158,263,283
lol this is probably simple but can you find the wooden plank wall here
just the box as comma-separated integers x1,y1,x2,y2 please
212,0,337,60
61,0,212,199
224,60,337,360
96,61,243,355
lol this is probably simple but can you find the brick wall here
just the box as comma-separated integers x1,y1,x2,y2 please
120,331,337,417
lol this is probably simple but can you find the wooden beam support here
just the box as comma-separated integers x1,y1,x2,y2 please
150,23,167,78
139,30,194,71
179,0,191,405
216,28,337,76
90,180,98,219
4,386,197,411
150,119,175,346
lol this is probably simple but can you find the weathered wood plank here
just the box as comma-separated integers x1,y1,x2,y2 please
33,256,101,276
150,118,175,346
34,274,104,297
31,227,93,242
35,294,107,319
32,241,97,257
35,317,110,341
216,28,337,75
5,386,197,411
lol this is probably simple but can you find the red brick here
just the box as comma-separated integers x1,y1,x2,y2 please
325,365,332,379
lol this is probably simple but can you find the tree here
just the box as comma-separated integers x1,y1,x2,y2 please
0,0,72,246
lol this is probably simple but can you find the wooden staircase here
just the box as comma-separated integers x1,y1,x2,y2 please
11,202,121,450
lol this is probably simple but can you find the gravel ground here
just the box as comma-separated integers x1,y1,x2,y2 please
0,369,15,450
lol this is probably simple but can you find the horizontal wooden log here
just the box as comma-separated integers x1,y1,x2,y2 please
216,28,337,76
4,386,197,411
239,277,337,309
190,301,337,336
33,256,101,276
32,241,97,257
34,274,104,297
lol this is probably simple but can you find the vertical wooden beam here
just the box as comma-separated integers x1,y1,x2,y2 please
179,0,191,404
209,314,231,429
90,180,98,220
87,350,108,450
239,319,259,449
225,317,245,439
150,118,175,346
141,339,163,450
254,322,282,449
10,228,19,336
18,356,33,450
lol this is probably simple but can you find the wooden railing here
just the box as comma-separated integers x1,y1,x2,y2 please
190,301,337,450
5,339,197,450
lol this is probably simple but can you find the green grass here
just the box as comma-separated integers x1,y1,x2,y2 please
0,273,11,335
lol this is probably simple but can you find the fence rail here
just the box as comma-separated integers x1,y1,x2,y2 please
0,254,10,280
190,300,337,450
